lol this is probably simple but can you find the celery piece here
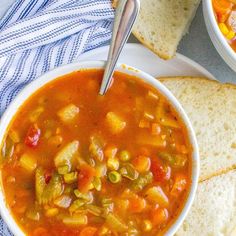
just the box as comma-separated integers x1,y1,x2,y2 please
63,172,78,184
89,136,104,162
106,213,128,233
54,195,72,208
106,112,126,134
54,140,79,172
92,177,102,191
62,214,87,226
119,164,139,180
36,169,63,205
57,104,79,123
19,153,37,172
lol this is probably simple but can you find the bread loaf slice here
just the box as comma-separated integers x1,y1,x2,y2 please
132,0,201,59
160,77,236,181
176,169,236,236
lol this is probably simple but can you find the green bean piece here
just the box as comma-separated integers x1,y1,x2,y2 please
106,213,128,233
119,164,139,180
92,177,102,191
119,150,131,162
69,199,86,213
131,172,153,192
101,198,114,215
108,171,122,183
63,171,78,184
159,152,175,165
86,204,103,216
159,152,187,168
74,190,93,202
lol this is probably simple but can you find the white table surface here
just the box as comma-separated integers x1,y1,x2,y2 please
1,0,236,83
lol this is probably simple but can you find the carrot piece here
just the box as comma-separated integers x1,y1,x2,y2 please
212,0,232,15
32,227,49,236
132,155,151,173
171,174,187,197
78,164,96,193
80,227,97,236
152,208,168,226
129,196,146,213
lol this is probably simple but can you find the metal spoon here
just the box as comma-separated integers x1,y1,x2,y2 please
99,0,140,95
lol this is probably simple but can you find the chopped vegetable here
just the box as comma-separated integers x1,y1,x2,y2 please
35,168,63,205
24,124,41,148
136,132,166,148
1,137,14,160
151,159,171,182
77,164,96,193
106,213,128,232
92,177,102,191
119,150,131,162
145,186,169,207
119,164,139,180
62,214,87,226
95,163,107,177
131,172,153,192
151,123,161,136
108,171,121,183
106,112,126,134
57,103,79,122
74,190,93,202
63,171,78,184
159,152,187,168
26,208,40,221
58,165,69,175
89,136,104,162
132,155,151,173
69,200,86,213
54,140,79,172
86,205,103,216
45,208,59,217
107,157,119,170
54,195,72,208
104,145,118,159
129,195,146,213
19,153,37,172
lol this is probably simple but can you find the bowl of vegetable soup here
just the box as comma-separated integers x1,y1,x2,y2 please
0,61,199,236
203,0,236,72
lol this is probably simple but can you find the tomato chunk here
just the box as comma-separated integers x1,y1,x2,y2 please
25,124,41,148
151,159,171,182
78,164,96,193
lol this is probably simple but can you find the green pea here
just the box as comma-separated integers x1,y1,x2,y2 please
108,171,122,183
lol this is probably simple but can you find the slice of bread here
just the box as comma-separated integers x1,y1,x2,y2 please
176,169,236,236
159,77,236,182
132,0,201,59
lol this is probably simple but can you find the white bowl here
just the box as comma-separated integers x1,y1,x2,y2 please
203,0,236,72
0,61,199,236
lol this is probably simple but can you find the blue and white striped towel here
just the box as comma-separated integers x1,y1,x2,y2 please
0,0,114,235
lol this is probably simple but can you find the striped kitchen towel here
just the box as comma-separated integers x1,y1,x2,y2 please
0,0,114,235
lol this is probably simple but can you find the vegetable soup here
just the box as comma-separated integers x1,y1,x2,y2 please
212,0,236,51
1,69,192,236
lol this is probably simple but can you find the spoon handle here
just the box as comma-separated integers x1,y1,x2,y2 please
99,0,140,95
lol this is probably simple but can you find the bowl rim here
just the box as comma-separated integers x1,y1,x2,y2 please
203,0,236,68
0,60,199,236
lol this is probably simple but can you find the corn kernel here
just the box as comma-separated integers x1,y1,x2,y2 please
219,23,229,36
226,30,235,40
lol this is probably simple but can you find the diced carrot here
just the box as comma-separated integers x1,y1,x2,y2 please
129,196,146,213
151,123,161,136
79,227,97,236
212,0,232,15
78,164,96,193
33,227,49,236
132,155,151,173
151,208,169,226
171,174,187,197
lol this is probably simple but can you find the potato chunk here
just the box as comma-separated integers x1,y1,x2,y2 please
57,104,79,122
106,112,126,134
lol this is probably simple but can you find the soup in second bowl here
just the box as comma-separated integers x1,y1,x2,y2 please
1,69,192,236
